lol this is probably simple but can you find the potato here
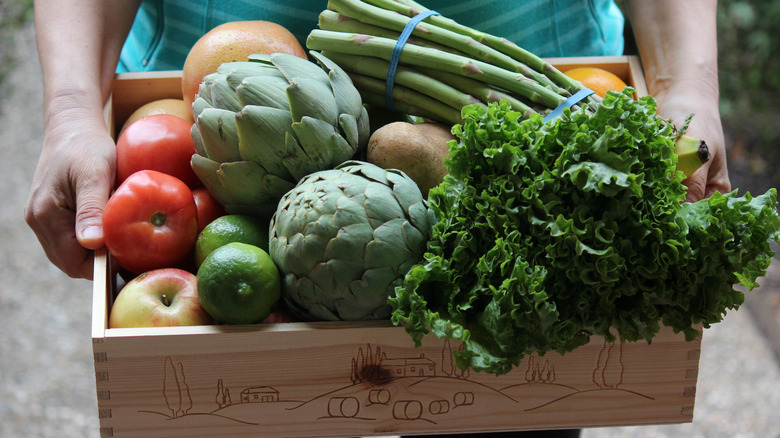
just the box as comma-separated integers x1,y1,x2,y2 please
366,121,455,196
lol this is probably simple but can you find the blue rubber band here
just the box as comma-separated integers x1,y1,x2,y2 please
543,88,595,122
386,10,440,111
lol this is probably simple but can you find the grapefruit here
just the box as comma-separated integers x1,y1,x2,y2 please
182,21,307,116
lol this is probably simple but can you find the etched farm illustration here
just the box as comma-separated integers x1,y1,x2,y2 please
137,337,656,430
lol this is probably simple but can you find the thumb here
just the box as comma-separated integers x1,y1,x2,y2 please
74,179,112,250
682,169,707,203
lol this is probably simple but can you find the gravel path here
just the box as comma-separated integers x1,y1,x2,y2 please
1,21,778,438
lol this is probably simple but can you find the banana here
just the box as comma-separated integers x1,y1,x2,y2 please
674,134,710,178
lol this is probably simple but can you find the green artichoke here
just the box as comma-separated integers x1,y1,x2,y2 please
269,161,434,321
190,51,370,217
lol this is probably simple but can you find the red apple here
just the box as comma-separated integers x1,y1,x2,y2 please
109,268,214,328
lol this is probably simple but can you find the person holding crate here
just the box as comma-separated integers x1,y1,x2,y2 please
25,1,728,435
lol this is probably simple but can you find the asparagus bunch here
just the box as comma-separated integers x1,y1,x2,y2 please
306,0,600,125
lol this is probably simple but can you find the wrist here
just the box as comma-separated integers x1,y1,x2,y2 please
44,87,108,132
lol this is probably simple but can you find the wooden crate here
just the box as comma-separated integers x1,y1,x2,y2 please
93,56,701,438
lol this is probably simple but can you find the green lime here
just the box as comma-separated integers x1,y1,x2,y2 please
194,214,269,267
197,242,281,324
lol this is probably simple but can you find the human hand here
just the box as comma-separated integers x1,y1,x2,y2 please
25,107,116,279
654,88,731,203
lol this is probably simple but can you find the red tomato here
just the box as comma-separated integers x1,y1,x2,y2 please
116,114,200,188
192,188,227,232
103,170,198,274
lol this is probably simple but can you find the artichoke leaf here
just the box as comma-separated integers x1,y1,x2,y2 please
338,113,360,151
196,73,217,106
323,223,372,264
296,204,335,240
219,61,284,90
406,201,436,232
342,160,391,186
282,232,330,273
209,75,242,112
385,170,427,214
279,275,341,321
308,258,363,301
330,132,355,166
247,53,273,64
290,118,357,169
192,96,212,120
356,105,371,150
235,105,295,180
218,161,296,214
330,131,358,165
345,267,398,318
366,220,425,269
310,51,364,118
282,132,322,182
290,116,338,167
190,154,239,207
236,75,292,110
333,172,369,204
271,52,332,85
286,78,339,126
363,183,406,226
195,108,241,162
331,195,372,230
190,123,207,158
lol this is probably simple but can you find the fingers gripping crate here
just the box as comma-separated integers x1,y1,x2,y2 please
93,56,700,438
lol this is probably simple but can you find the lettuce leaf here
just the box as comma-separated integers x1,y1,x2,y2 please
389,89,780,375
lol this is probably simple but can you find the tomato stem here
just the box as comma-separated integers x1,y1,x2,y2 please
151,211,167,227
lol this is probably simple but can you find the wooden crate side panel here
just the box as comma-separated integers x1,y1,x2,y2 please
92,250,111,340
92,325,700,438
110,71,184,137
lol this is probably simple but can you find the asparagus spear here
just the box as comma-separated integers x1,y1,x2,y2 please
338,0,581,99
415,67,542,117
321,50,484,113
328,0,529,73
327,0,574,97
347,72,463,123
318,9,459,55
318,8,544,116
307,29,567,109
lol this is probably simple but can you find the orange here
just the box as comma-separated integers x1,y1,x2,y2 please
181,21,307,116
563,67,629,98
120,98,193,135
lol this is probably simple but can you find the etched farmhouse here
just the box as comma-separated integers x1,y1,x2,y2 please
241,386,279,403
383,354,436,377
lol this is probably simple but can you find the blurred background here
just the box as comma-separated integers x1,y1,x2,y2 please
1,1,778,437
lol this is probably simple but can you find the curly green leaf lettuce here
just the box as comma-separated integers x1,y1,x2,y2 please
390,89,780,375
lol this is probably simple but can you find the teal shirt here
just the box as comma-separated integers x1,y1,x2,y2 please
118,0,624,73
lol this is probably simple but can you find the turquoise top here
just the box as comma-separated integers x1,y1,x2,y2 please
118,0,624,73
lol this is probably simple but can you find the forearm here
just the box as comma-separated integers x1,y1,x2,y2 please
35,0,140,127
27,0,142,278
626,0,729,200
625,0,720,111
